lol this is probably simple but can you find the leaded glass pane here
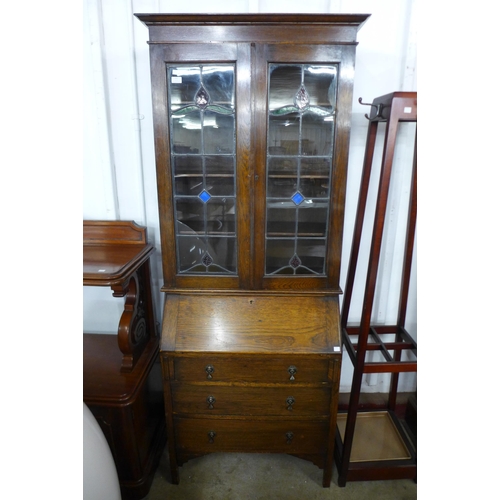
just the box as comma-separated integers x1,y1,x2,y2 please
173,155,203,176
168,64,237,275
169,67,201,108
268,176,297,198
177,235,237,274
175,174,204,196
303,66,337,111
175,199,204,234
269,113,300,156
268,157,298,176
173,156,203,196
302,110,334,156
297,204,328,236
266,239,296,275
267,205,297,236
296,239,326,274
269,65,302,112
205,156,235,196
300,177,329,198
203,65,235,106
203,112,235,155
301,157,330,176
177,234,206,272
206,155,234,175
206,237,237,272
206,198,236,234
265,63,338,276
172,112,201,154
206,175,234,197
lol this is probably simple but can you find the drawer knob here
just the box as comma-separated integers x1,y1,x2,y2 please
286,431,294,445
205,365,215,379
208,431,216,444
286,396,295,411
207,395,216,409
288,365,297,381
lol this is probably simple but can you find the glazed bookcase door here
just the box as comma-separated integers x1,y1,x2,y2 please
148,43,253,290
253,44,356,291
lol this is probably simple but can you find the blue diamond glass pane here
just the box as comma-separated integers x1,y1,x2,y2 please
199,190,211,203
291,192,305,205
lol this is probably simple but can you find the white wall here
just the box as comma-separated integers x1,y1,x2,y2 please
83,0,417,393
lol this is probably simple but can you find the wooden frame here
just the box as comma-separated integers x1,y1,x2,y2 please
135,14,370,488
136,14,369,294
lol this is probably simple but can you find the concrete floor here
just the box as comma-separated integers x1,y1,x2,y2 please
145,449,417,500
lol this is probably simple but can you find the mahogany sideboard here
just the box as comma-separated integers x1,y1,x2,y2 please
83,220,166,500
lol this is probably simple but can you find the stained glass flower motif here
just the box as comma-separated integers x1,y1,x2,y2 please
269,71,335,118
294,84,310,110
171,82,234,116
195,85,210,109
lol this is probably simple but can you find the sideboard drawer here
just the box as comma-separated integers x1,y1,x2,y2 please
174,417,328,455
171,384,331,416
172,355,331,384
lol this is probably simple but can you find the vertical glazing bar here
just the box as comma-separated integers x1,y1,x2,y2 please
199,67,208,252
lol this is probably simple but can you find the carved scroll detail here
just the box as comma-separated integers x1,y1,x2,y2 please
117,269,150,372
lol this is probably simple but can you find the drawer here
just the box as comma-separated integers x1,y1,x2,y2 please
171,355,332,384
171,384,331,416
174,417,328,455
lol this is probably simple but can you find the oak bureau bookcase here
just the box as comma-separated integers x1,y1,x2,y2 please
135,13,369,487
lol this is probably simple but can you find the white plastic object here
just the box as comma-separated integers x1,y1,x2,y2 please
83,402,121,500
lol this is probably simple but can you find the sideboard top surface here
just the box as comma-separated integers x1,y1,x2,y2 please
83,220,154,287
83,245,154,284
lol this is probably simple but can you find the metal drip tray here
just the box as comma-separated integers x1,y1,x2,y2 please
337,411,411,462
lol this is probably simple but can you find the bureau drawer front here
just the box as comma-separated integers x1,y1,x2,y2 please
174,417,328,454
171,384,331,416
172,356,332,384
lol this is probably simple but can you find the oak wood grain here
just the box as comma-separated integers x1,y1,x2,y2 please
162,294,340,354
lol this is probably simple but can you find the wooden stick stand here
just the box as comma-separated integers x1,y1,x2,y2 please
334,92,417,486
